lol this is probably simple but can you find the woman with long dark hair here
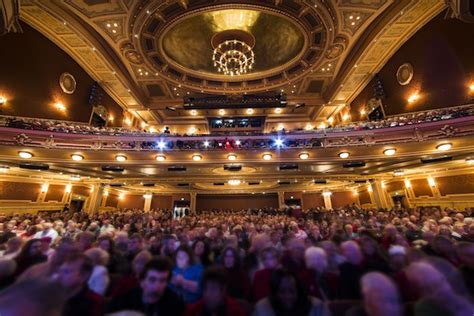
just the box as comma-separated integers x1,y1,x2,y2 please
192,238,212,267
14,239,47,278
253,269,329,316
221,246,251,300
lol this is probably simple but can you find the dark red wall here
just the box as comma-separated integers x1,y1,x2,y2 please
0,23,123,125
350,11,474,118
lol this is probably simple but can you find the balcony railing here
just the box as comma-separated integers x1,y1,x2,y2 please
0,104,473,151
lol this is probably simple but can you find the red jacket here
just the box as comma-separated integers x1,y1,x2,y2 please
252,268,274,302
185,297,246,316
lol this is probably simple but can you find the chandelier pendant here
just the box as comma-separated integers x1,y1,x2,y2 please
211,30,256,76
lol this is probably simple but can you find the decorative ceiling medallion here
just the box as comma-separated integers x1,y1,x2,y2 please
121,43,143,64
133,3,333,93
59,72,76,94
396,63,414,86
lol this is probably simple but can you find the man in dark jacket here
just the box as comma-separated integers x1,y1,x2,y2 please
107,257,186,316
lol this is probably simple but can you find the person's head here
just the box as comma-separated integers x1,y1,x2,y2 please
222,247,239,269
341,240,363,265
304,247,328,273
77,231,95,251
288,238,305,262
132,250,153,276
404,261,450,298
128,233,143,254
269,269,310,312
388,245,408,271
361,272,401,316
56,254,93,293
21,239,43,258
360,236,379,256
0,279,65,316
260,247,279,269
140,257,173,304
84,247,109,266
174,245,194,269
192,238,210,262
5,237,22,253
97,235,113,252
201,267,228,311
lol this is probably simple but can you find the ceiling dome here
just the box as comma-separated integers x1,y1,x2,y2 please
160,9,305,75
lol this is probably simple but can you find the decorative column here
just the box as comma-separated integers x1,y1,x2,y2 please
37,183,49,202
143,193,152,212
322,191,333,210
277,191,285,209
87,184,104,214
427,177,441,198
61,184,72,204
190,192,197,214
371,180,391,209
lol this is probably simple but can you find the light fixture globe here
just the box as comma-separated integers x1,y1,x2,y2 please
211,29,255,76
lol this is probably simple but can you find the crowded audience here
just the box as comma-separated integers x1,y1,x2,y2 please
0,205,472,315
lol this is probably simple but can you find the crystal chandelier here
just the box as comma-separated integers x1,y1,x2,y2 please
211,30,255,76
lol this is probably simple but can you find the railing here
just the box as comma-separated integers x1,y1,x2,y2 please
0,104,473,151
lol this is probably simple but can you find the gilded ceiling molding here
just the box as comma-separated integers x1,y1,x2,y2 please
326,0,446,108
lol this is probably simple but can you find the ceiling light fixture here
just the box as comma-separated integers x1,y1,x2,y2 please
54,102,66,111
339,152,350,159
155,154,166,161
190,109,197,116
407,92,419,103
0,96,6,105
115,154,127,162
393,169,404,176
262,153,272,161
299,152,309,160
246,108,254,115
18,151,33,159
227,153,237,161
192,154,202,161
383,148,397,156
436,143,452,151
218,109,225,116
71,154,84,161
228,179,241,186
212,31,255,76
0,166,9,172
274,108,282,114
274,138,284,147
466,158,474,164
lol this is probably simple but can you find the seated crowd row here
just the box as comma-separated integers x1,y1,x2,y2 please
0,206,472,316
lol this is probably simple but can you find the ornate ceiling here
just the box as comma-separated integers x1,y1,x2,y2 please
18,0,446,130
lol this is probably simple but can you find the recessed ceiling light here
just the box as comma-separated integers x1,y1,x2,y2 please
190,109,197,116
0,96,6,105
274,108,282,114
192,154,202,161
218,109,225,116
383,148,396,156
339,152,350,159
70,154,84,161
155,154,166,161
299,152,309,160
262,153,272,161
246,108,254,115
228,179,241,186
18,151,33,159
436,143,452,151
115,154,127,162
227,153,237,161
